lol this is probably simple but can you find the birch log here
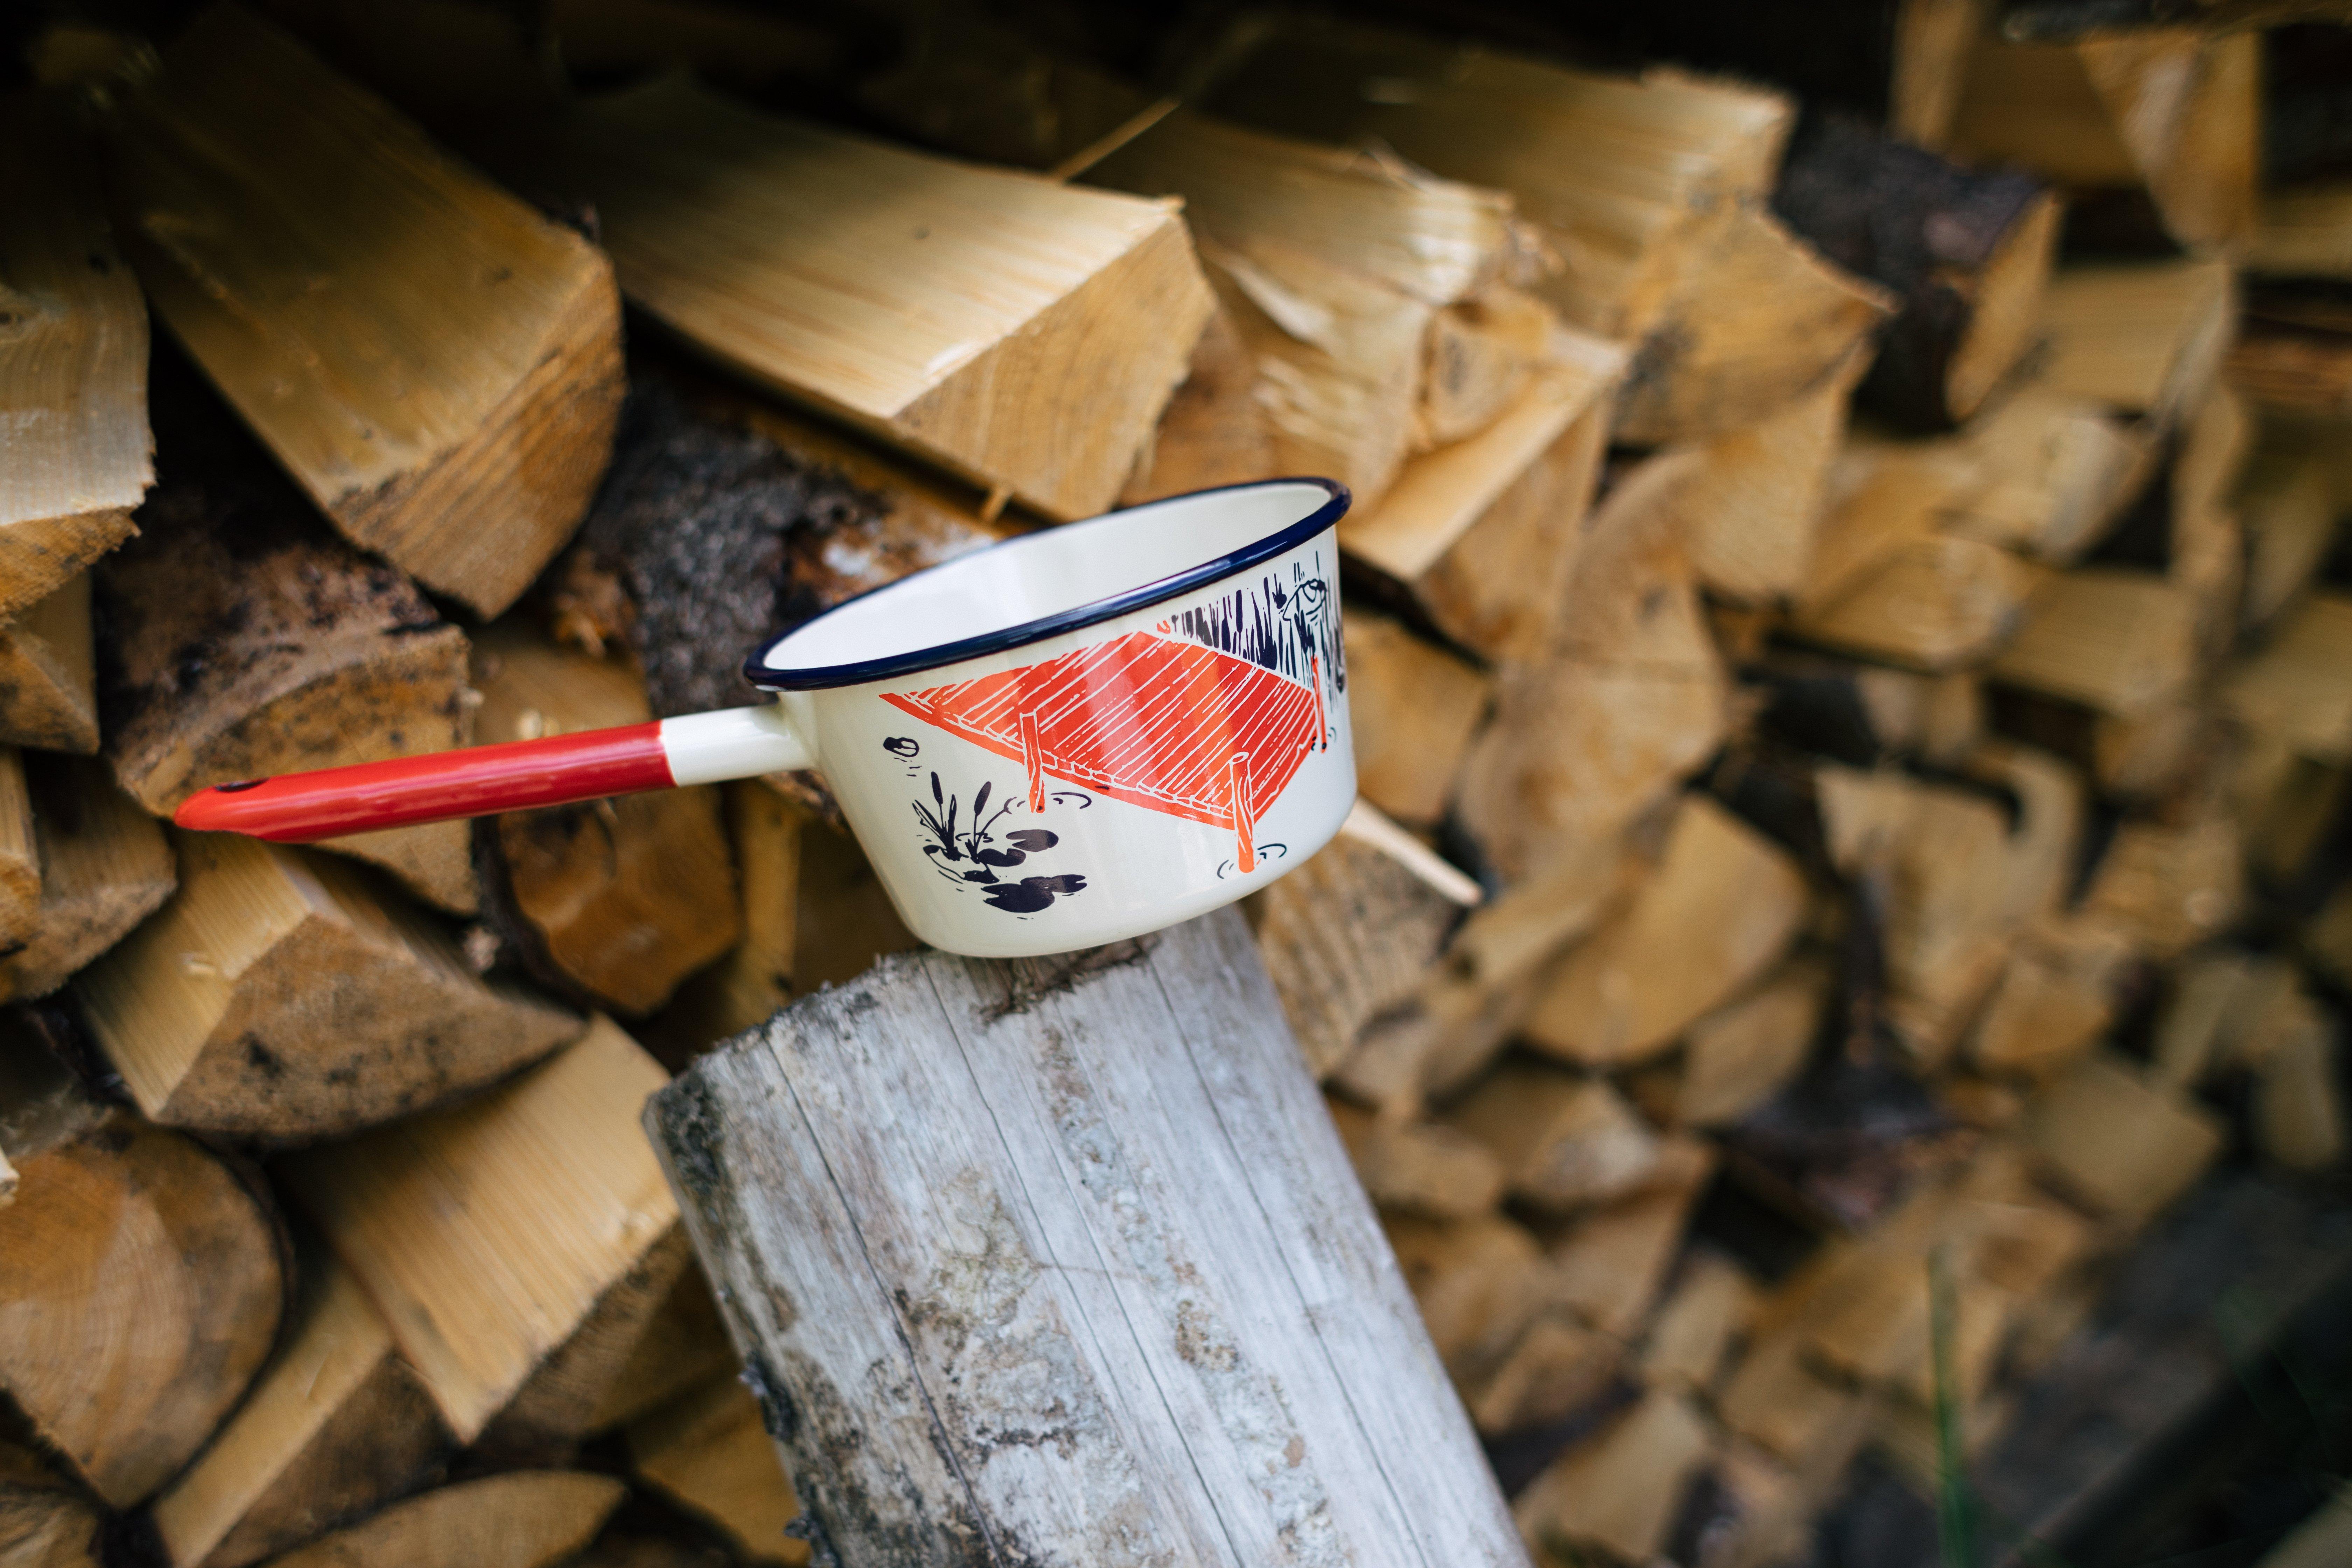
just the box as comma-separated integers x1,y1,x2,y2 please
643,908,1527,1567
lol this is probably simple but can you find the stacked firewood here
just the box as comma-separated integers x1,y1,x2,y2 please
1,3,2347,1567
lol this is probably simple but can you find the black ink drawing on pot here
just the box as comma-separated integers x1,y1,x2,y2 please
908,767,1088,914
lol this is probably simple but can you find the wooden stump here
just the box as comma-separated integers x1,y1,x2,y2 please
643,908,1528,1566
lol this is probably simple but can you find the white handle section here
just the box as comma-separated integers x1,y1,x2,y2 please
660,705,816,785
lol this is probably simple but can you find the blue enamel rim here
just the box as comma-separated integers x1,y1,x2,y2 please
742,477,1352,692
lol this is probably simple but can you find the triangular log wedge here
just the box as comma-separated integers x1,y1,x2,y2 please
2035,259,2238,430
283,1017,685,1451
486,76,1212,521
105,5,623,617
152,1257,448,1568
0,572,100,755
0,94,149,620
626,1379,807,1567
75,832,581,1140
0,1040,284,1507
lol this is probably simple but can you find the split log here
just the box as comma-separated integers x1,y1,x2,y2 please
1948,29,2258,252
1613,202,1895,445
0,751,36,953
0,94,149,620
1200,17,1793,341
627,1380,807,1567
1522,796,1808,1070
1794,435,1985,611
1455,453,1731,881
1120,306,1281,504
642,908,1528,1564
2035,260,2239,430
0,1040,284,1506
1791,533,2037,671
1773,114,2052,421
1083,107,1528,504
1441,1061,1666,1211
1463,1313,1622,1437
2235,422,2340,628
0,1443,101,1568
152,1258,447,1568
1664,956,1834,1128
2254,1013,2347,1172
1986,569,2203,717
0,752,173,1003
2253,182,2352,278
283,1016,685,1452
1673,348,1868,604
1968,917,2134,1079
2150,948,2267,1089
1944,384,2157,565
1513,1389,1715,1567
2224,594,2352,764
1717,1332,1877,1471
2024,1050,2226,1226
1641,1252,1761,1394
2078,816,2244,960
262,1473,625,1568
0,574,100,756
488,76,1211,521
471,624,740,1015
1383,1211,1555,1392
585,1264,735,1434
98,372,479,913
1542,1136,1719,1338
106,5,624,617
1336,338,1626,662
75,832,580,1140
1246,816,1471,1078
1340,611,1491,826
1325,1098,1507,1220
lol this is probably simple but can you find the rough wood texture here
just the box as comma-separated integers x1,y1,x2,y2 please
1085,107,1528,506
628,1379,808,1566
1515,1388,1713,1564
1613,202,1895,446
1341,612,1491,827
2036,260,2237,429
1325,1098,1507,1220
152,1258,446,1568
1247,828,1466,1078
2025,1051,2225,1226
1443,1060,1665,1211
1944,384,2156,565
1456,453,1730,881
1672,347,1867,604
1337,338,1625,663
855,17,1158,176
0,573,100,755
0,1043,284,1507
1775,115,2058,431
284,1016,684,1450
75,831,580,1140
1523,796,1808,1070
2226,594,2352,764
107,5,623,617
99,363,477,911
1988,569,2202,718
472,624,740,1015
0,1443,101,1568
0,94,149,620
0,753,174,1002
643,908,1529,1566
489,77,1210,521
263,1472,625,1568
1202,18,1792,342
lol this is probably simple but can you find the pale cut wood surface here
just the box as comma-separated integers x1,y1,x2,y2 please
643,908,1529,1566
2037,259,2236,425
0,1111,283,1507
0,753,174,1003
628,1379,808,1566
76,832,579,1139
2224,593,2352,762
1339,337,1625,662
285,1016,680,1446
1201,18,1790,341
0,94,149,618
1340,612,1491,827
1987,568,2202,716
1673,346,1867,604
153,1258,445,1568
262,1472,625,1568
0,572,99,755
107,4,623,617
491,76,1212,520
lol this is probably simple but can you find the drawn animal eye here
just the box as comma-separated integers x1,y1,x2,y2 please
883,737,919,757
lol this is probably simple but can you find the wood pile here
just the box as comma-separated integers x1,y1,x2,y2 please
0,3,2347,1566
